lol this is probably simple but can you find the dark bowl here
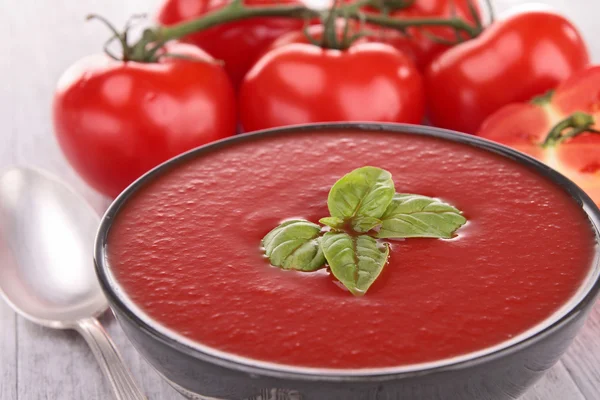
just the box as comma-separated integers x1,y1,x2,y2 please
94,123,600,400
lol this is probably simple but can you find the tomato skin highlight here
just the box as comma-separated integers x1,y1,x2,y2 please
426,11,589,134
239,42,425,132
478,66,600,205
157,0,305,88
52,43,237,198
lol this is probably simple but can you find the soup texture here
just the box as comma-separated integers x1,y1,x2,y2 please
107,130,596,369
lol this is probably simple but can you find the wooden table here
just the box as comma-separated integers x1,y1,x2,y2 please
1,0,599,398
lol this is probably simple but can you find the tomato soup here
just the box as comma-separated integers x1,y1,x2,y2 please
106,129,596,369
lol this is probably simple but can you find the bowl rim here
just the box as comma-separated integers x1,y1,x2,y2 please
94,122,600,382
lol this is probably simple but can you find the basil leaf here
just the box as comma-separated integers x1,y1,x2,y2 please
319,216,345,229
351,216,382,233
321,232,389,296
262,220,326,271
327,166,395,221
376,194,466,239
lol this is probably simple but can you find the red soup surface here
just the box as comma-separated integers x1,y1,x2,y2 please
107,129,596,369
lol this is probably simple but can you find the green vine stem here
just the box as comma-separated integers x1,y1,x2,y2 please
365,0,416,12
362,13,479,37
143,2,316,44
130,0,482,59
542,111,600,148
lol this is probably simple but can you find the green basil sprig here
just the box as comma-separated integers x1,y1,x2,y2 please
261,167,466,296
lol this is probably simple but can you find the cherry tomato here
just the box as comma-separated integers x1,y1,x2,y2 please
425,11,589,134
157,0,305,88
53,42,237,198
364,0,482,70
478,66,600,204
239,42,425,131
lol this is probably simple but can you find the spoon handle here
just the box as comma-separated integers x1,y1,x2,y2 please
77,317,147,400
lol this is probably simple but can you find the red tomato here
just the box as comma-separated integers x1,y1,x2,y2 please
425,11,589,134
53,43,237,198
157,0,305,88
478,66,600,204
267,26,322,51
474,102,549,159
365,0,482,70
239,42,425,132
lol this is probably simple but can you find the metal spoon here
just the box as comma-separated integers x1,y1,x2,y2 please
0,167,146,400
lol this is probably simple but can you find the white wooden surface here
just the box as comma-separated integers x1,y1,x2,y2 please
0,0,599,399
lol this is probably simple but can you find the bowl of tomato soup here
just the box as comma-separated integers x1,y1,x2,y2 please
95,123,600,400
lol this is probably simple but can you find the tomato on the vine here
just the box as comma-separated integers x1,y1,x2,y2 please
53,42,237,198
239,42,425,132
478,66,600,204
425,11,589,134
157,0,305,87
364,0,482,70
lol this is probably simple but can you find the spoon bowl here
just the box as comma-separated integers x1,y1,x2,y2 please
0,167,106,328
0,167,146,400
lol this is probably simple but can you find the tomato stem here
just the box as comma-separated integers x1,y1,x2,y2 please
366,0,416,12
142,0,481,51
343,0,372,14
321,2,339,49
87,14,131,61
542,111,599,148
314,1,374,50
87,13,171,63
467,0,482,30
531,89,554,106
359,14,479,37
152,4,316,44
